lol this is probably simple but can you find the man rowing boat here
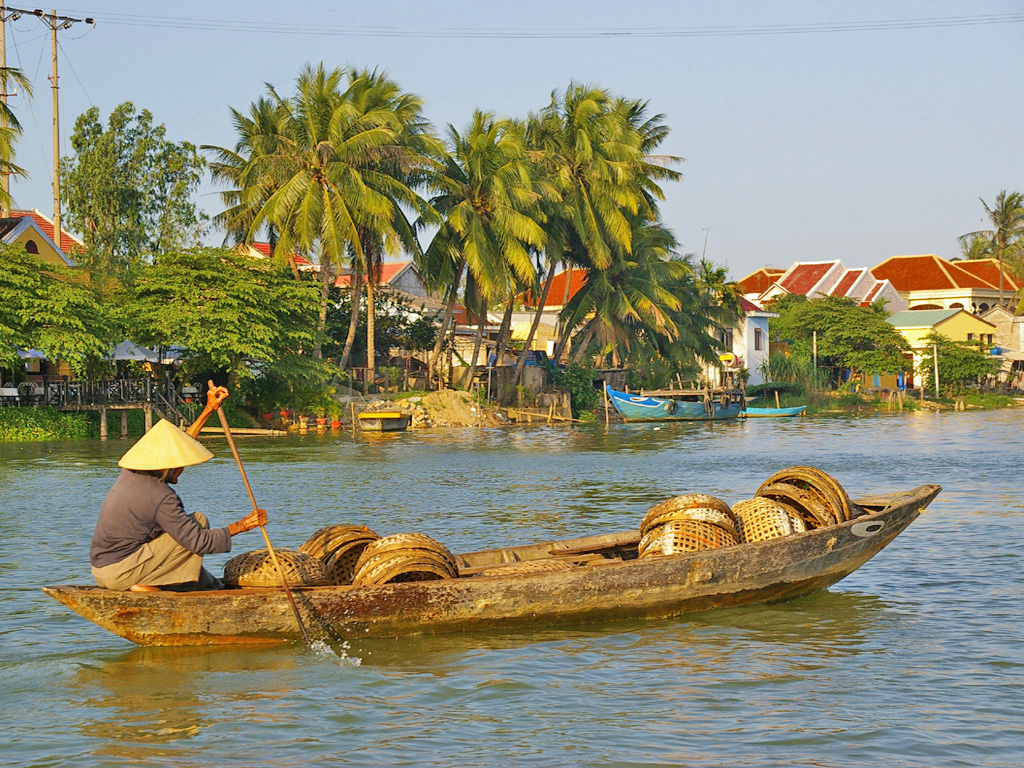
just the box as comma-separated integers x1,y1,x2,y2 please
89,382,266,592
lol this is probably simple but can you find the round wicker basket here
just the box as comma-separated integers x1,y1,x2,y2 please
731,497,807,543
757,481,838,528
299,524,379,560
756,466,852,523
642,494,733,531
638,519,739,558
223,548,328,587
351,533,458,586
641,506,738,538
322,536,379,585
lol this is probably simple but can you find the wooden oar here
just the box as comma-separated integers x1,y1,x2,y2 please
216,408,312,646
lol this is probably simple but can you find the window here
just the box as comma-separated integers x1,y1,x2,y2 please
754,327,764,351
24,239,38,254
967,333,974,341
987,334,994,345
720,328,734,348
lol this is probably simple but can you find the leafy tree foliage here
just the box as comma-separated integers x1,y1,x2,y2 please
124,248,328,390
60,102,207,286
919,332,1001,395
0,66,33,211
0,245,112,373
765,294,910,383
323,287,436,363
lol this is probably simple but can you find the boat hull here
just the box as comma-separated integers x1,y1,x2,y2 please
43,485,940,646
743,406,807,418
606,386,745,421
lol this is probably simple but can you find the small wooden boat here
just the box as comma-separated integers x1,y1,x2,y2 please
606,384,745,422
43,484,940,646
742,406,807,418
357,410,410,431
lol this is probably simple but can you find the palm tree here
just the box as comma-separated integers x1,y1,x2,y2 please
960,190,1024,306
206,64,438,380
421,112,548,386
0,66,33,215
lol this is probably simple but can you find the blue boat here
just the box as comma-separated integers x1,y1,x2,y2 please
605,385,746,422
742,405,807,418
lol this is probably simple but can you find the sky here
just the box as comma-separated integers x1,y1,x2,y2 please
4,0,1023,280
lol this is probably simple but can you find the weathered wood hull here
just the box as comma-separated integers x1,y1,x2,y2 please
43,485,940,646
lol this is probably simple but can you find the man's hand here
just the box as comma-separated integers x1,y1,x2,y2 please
205,380,229,411
228,508,268,536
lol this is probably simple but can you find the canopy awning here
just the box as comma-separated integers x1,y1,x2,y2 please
109,341,159,362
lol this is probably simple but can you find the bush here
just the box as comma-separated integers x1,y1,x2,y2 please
0,407,94,441
552,365,600,417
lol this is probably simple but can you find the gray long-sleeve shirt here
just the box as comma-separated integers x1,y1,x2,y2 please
90,468,232,568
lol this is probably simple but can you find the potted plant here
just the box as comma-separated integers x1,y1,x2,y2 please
328,400,343,429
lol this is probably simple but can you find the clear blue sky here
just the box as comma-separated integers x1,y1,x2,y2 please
5,1,1023,279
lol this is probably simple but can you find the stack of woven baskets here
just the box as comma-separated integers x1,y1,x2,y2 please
223,525,459,588
638,466,852,559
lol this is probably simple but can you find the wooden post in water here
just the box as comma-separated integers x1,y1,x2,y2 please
774,390,781,409
120,410,128,438
144,405,153,431
99,406,108,440
604,383,610,427
350,402,357,434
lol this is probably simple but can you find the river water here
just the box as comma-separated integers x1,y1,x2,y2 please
1,410,1021,767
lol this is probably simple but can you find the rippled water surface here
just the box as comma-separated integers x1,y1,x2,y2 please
2,410,1022,767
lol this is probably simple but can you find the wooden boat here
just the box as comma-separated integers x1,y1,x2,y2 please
357,410,410,431
605,384,745,422
42,484,940,646
742,405,807,418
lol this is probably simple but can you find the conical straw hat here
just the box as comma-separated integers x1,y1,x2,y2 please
118,419,214,470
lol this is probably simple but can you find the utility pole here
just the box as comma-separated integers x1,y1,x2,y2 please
29,8,93,242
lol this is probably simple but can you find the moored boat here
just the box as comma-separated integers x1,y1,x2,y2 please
43,484,940,646
357,410,410,431
605,384,745,422
742,405,807,418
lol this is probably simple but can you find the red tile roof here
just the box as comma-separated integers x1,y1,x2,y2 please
522,268,588,308
862,283,883,304
10,209,83,253
779,262,834,295
739,297,764,313
335,261,412,287
953,259,1020,292
872,255,994,291
248,241,312,266
833,269,863,296
737,267,784,295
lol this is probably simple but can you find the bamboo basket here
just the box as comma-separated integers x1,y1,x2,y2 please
757,482,838,528
731,498,807,543
638,519,739,558
351,533,458,586
642,494,733,532
641,506,738,538
756,466,852,523
299,524,378,560
322,536,379,585
223,549,328,587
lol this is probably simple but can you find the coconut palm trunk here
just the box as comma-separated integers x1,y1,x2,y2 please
339,266,362,370
429,286,459,390
366,278,377,388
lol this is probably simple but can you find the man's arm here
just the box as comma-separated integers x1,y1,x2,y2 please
186,379,229,439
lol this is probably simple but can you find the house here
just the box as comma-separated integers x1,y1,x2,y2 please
871,255,1019,314
1,209,79,266
334,261,437,301
980,305,1024,391
749,260,906,312
888,308,998,376
704,297,777,388
237,241,315,271
738,267,785,301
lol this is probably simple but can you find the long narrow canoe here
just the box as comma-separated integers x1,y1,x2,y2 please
43,484,940,646
606,385,745,421
743,406,807,418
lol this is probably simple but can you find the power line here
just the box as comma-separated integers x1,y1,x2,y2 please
58,10,1024,39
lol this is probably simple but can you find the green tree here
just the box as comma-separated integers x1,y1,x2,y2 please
0,66,33,213
0,244,112,373
919,332,1001,395
422,111,548,381
124,248,328,391
207,65,437,384
766,294,911,385
60,102,207,289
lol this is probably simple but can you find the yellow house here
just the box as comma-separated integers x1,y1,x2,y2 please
889,309,998,374
1,209,80,266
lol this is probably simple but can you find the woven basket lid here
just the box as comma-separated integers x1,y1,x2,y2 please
118,419,214,470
